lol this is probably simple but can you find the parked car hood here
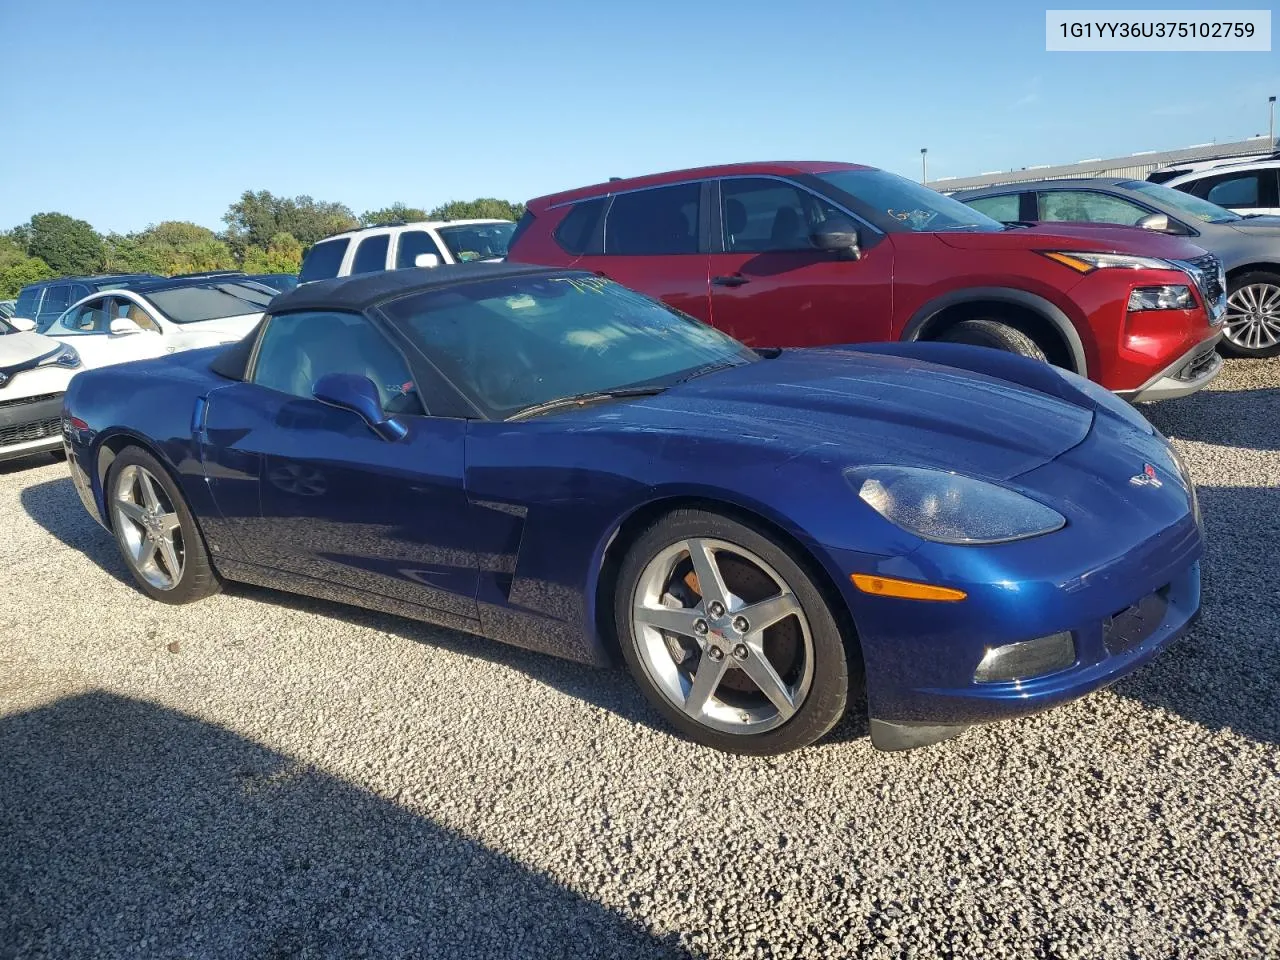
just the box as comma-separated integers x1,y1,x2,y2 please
0,330,63,366
181,312,263,338
577,348,1095,481
933,222,1209,260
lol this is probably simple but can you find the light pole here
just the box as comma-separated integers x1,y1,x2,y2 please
1270,96,1276,150
921,148,928,184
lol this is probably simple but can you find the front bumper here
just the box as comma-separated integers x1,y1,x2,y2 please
1120,331,1223,403
868,561,1200,750
0,392,65,462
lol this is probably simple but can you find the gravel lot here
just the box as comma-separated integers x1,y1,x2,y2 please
1,359,1278,960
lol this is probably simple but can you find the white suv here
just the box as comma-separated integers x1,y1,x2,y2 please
1155,156,1280,216
297,219,516,283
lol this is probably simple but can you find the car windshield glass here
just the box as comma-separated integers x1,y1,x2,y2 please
143,284,267,324
1121,180,1242,223
436,222,516,262
817,169,1005,232
385,273,757,418
0,317,13,334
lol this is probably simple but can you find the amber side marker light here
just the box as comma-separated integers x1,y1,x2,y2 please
1040,251,1095,274
851,574,967,602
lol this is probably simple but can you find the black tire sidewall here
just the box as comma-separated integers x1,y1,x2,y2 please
614,508,849,755
1222,271,1280,359
939,318,1048,362
106,446,220,605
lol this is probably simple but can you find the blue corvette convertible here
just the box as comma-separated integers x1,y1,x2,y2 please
61,263,1203,754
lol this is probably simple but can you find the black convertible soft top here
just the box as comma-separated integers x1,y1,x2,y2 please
208,262,573,381
264,261,561,314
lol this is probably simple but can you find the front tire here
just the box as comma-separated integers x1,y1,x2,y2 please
106,446,221,605
937,318,1048,362
614,508,849,755
1222,271,1280,358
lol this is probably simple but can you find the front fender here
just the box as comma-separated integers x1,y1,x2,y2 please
850,341,1093,408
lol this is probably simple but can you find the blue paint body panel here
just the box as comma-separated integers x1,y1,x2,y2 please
61,340,1203,734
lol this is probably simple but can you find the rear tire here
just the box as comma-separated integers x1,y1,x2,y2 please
614,508,849,755
1222,271,1280,358
106,446,221,605
937,318,1048,363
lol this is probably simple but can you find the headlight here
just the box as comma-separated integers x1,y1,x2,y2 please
1127,285,1194,311
46,344,81,369
1041,251,1174,273
1052,365,1154,433
846,465,1066,545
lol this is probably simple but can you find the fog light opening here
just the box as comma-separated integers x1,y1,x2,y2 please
974,631,1076,684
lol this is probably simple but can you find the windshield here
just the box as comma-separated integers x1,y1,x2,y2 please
1121,180,1242,223
0,317,13,334
143,283,269,324
817,169,1005,232
436,222,516,262
384,273,757,418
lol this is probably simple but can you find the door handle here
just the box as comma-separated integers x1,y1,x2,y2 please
712,275,750,287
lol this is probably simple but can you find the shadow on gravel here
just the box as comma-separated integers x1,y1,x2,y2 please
0,450,62,476
1113,484,1280,747
0,691,698,959
19,476,132,586
1144,382,1280,452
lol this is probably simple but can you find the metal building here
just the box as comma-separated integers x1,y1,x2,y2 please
929,137,1277,192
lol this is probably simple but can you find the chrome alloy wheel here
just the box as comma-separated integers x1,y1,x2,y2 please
1225,282,1280,352
631,538,815,735
112,464,185,591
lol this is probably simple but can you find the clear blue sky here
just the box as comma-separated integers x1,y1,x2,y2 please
1,0,1275,234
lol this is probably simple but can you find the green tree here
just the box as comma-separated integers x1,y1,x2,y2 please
223,191,358,257
102,233,165,274
101,222,236,276
427,198,525,222
0,241,54,298
360,203,428,226
241,232,304,274
25,212,104,275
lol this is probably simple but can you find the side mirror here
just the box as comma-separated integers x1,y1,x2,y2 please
1136,212,1170,232
109,317,142,336
9,316,35,332
414,253,440,269
811,217,862,260
312,372,408,442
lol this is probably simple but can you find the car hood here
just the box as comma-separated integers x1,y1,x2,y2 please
583,349,1095,481
178,312,263,337
934,222,1208,259
0,330,63,367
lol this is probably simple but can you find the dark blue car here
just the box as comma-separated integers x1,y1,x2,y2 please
62,263,1203,754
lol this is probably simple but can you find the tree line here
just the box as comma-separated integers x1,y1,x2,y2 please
0,193,526,298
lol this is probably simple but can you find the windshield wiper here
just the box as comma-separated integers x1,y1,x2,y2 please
508,385,667,421
674,359,749,384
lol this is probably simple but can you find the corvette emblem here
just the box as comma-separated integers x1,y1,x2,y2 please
1129,463,1162,488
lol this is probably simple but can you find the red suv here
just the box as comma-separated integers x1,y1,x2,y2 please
509,162,1227,400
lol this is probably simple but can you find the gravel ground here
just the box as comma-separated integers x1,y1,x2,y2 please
1,359,1278,960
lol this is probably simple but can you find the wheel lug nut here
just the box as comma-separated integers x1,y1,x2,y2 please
693,619,708,636
708,601,725,618
732,616,750,633
732,644,748,660
708,646,725,661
